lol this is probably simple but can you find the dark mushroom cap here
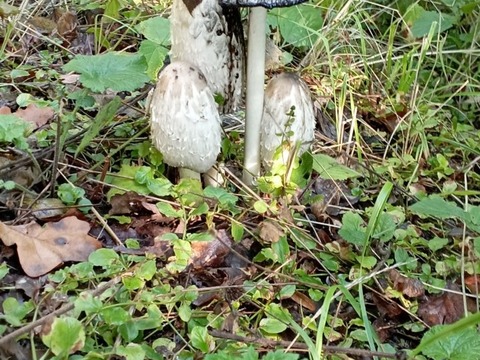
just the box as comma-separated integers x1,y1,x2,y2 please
219,0,307,9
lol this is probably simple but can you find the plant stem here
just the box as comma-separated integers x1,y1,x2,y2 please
242,7,267,186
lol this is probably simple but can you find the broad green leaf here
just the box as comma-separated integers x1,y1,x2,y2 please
203,186,239,206
138,39,168,79
372,212,396,242
259,318,287,334
156,202,183,218
116,343,146,360
268,4,323,48
75,97,121,156
135,16,171,46
420,326,480,360
63,52,149,92
41,317,85,356
106,165,151,200
404,4,457,38
311,153,361,180
254,200,269,214
338,211,366,246
409,196,465,220
2,298,34,326
88,248,120,267
101,306,130,325
190,326,214,352
0,114,30,149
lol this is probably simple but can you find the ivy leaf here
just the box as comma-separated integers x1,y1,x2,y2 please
63,52,149,92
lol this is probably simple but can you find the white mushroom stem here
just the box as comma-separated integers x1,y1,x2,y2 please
179,168,202,181
242,6,267,186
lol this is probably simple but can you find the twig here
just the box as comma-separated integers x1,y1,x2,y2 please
91,206,123,246
209,330,401,358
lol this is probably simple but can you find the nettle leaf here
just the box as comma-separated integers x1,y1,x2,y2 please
420,326,480,360
268,4,323,48
63,52,149,92
311,153,361,180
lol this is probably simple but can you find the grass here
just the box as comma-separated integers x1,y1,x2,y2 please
0,0,479,359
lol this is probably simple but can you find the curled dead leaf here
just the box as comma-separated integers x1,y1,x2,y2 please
0,216,102,277
258,221,284,243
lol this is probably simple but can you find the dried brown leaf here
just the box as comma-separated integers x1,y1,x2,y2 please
15,104,54,128
0,217,101,277
258,221,284,243
389,269,425,298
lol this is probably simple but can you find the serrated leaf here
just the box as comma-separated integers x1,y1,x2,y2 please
138,40,168,79
63,52,149,92
311,153,361,180
75,97,121,156
421,326,480,360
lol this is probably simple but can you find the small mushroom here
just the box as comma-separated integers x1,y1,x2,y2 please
150,61,222,180
260,73,315,170
217,0,308,184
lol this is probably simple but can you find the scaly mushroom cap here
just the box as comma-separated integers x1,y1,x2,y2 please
150,61,222,173
170,0,245,114
260,73,315,170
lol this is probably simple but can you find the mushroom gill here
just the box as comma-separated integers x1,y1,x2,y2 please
150,61,222,178
260,72,315,170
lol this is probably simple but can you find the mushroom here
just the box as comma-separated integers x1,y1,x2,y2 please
170,0,245,114
150,61,222,180
219,0,308,185
260,72,315,170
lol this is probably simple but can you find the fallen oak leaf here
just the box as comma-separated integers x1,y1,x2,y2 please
0,217,102,277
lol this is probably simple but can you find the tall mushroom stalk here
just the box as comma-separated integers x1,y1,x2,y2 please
219,0,309,185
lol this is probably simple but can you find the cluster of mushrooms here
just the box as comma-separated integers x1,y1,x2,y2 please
150,0,315,186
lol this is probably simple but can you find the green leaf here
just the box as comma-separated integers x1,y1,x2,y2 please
116,343,146,360
409,196,465,220
75,97,122,156
106,164,151,200
156,202,183,218
268,4,323,48
2,298,34,326
57,183,85,205
404,4,457,38
420,326,480,360
101,306,130,325
263,350,299,360
338,211,366,246
311,153,361,180
190,326,214,352
259,318,288,334
147,177,173,197
41,317,85,356
135,16,171,45
254,200,269,214
88,248,120,267
138,40,168,79
231,222,244,242
63,52,149,92
137,260,156,281
372,212,396,242
203,186,239,207
0,114,30,149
